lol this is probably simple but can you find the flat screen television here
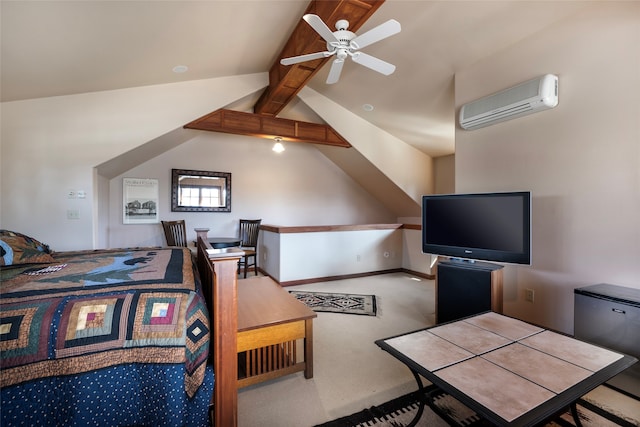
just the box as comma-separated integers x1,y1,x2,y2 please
422,191,531,265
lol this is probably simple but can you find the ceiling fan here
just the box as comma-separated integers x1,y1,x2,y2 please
280,14,401,84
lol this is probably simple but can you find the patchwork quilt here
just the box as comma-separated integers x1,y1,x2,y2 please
0,247,210,399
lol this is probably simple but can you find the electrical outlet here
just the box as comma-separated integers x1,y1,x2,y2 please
356,254,361,262
525,288,535,303
67,209,80,220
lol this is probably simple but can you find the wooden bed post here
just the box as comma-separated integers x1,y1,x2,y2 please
197,237,242,427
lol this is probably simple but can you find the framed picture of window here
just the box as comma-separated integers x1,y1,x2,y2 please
123,178,159,224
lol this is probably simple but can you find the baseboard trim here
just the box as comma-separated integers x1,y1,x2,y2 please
264,268,434,287
405,269,436,281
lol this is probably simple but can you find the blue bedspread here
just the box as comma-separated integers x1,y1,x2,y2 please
1,247,213,426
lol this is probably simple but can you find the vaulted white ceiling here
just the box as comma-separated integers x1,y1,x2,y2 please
1,1,589,158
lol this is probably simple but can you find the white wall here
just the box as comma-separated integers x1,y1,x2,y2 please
269,228,403,283
0,71,408,255
0,69,425,282
433,155,455,194
298,87,435,204
107,132,396,249
455,2,640,334
1,74,268,250
402,227,431,274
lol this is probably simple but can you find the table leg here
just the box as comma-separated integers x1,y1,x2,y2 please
408,367,472,427
570,402,583,427
402,369,427,427
304,318,314,379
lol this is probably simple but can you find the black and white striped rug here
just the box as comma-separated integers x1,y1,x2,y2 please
315,384,640,427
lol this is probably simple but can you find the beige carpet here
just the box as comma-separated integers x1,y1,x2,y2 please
237,273,639,427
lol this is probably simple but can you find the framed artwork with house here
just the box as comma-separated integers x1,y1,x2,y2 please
123,178,159,224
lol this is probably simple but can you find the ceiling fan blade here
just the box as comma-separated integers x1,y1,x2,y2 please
280,51,331,66
326,59,345,84
303,14,339,44
351,52,396,76
350,19,401,50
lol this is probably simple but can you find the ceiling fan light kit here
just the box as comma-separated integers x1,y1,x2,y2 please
280,14,401,84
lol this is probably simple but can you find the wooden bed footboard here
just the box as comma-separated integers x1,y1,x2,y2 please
197,237,242,427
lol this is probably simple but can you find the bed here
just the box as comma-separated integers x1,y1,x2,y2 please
1,230,219,426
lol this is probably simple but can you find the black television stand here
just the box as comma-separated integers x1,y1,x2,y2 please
435,259,504,324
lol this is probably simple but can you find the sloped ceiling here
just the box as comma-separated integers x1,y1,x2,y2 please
1,1,589,158
2,1,591,217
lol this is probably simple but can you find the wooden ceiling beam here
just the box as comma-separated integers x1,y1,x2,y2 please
184,1,383,147
184,109,351,148
253,0,386,116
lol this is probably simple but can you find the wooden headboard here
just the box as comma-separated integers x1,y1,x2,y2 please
196,237,240,426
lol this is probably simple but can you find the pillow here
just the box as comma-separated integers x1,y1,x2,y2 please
0,230,55,266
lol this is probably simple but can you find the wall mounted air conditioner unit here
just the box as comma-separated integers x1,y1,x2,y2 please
459,74,558,130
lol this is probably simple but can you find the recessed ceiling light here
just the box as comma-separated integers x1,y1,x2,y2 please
172,65,188,73
363,104,374,112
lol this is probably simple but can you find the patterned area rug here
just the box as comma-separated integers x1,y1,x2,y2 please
289,291,377,316
315,384,640,427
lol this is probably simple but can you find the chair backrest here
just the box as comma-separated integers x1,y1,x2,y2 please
239,219,261,248
161,220,188,247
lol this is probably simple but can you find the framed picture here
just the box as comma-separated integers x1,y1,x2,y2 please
171,169,231,212
123,178,159,224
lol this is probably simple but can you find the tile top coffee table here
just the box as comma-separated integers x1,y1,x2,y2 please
375,312,637,427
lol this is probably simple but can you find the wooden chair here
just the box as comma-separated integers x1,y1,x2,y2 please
238,219,261,278
161,220,188,247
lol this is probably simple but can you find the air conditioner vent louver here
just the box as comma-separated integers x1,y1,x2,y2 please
460,74,558,130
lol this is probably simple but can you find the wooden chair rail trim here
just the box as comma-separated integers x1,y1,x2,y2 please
260,223,410,234
403,223,421,230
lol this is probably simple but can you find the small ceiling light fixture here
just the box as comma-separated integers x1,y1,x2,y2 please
272,137,285,153
362,103,374,112
172,65,188,73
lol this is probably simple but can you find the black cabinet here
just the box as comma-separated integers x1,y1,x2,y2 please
436,260,504,324
574,284,640,398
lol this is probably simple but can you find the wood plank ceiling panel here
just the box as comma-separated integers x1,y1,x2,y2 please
184,109,351,148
